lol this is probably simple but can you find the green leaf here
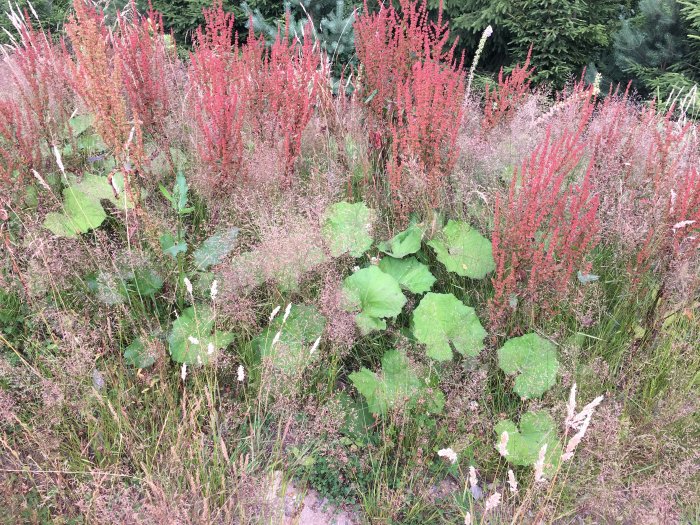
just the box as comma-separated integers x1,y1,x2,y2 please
494,411,561,475
349,349,445,417
131,268,164,296
412,293,487,361
43,212,80,237
336,392,375,445
378,256,435,294
124,337,157,368
68,114,94,137
159,183,174,204
355,312,386,333
160,233,187,258
342,266,406,334
173,172,189,213
428,220,495,279
193,227,240,270
73,173,134,210
62,188,107,233
378,223,423,258
76,133,106,152
168,306,233,365
252,304,325,373
322,201,374,257
87,271,126,305
24,186,38,209
497,333,559,399
43,174,135,238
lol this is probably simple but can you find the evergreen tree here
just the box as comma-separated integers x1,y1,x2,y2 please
613,0,697,99
243,0,357,79
1,0,71,45
146,0,254,45
431,0,626,87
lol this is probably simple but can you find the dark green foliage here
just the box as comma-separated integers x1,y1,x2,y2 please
300,452,373,506
432,0,626,86
0,0,71,45
244,0,358,77
145,0,249,45
613,0,699,99
0,290,26,340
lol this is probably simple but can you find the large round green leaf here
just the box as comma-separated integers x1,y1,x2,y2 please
412,293,487,361
168,306,234,365
124,336,157,368
322,201,374,258
377,223,423,258
43,174,134,237
378,256,435,294
193,227,239,270
497,333,559,399
63,188,107,233
43,211,81,238
72,173,134,210
252,304,325,373
342,266,406,334
428,220,495,279
349,349,445,416
494,411,561,475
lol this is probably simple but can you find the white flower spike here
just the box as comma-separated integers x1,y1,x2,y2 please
496,431,509,457
282,303,292,323
534,443,548,483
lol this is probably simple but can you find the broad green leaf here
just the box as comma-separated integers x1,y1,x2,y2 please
62,188,107,233
342,266,406,334
43,212,80,237
378,224,423,258
428,220,495,279
124,337,157,368
412,293,487,361
336,392,376,445
87,271,126,305
355,312,386,333
71,173,114,201
42,175,135,237
168,306,233,365
131,268,164,296
497,333,559,399
193,227,240,270
173,172,189,213
322,201,374,257
68,114,94,137
24,186,38,209
76,133,106,152
378,256,435,294
494,411,562,475
253,304,325,373
73,173,134,210
349,349,445,416
160,233,187,258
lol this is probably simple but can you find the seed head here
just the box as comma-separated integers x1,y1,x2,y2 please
437,447,458,464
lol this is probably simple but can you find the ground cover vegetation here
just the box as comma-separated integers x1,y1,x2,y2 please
0,0,699,523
